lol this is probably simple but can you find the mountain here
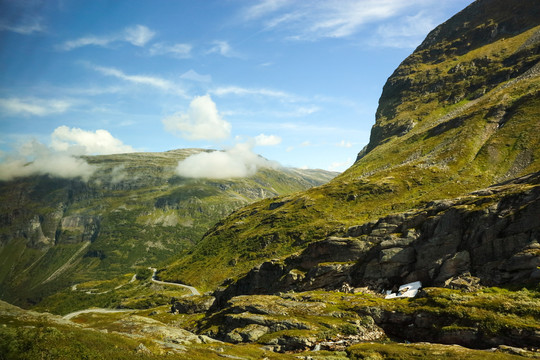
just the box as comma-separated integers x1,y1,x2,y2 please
161,0,540,293
0,149,336,307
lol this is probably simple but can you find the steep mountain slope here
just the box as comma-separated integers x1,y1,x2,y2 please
162,0,540,292
0,149,336,306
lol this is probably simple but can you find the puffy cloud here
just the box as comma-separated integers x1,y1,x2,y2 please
162,95,231,141
0,140,95,181
150,42,192,58
0,126,135,181
255,134,282,146
59,24,155,51
51,126,135,155
0,97,72,116
175,142,279,179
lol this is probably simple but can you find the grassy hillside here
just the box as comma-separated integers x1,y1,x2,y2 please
161,0,540,291
0,149,336,307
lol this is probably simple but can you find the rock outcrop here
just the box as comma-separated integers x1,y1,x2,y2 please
213,171,540,306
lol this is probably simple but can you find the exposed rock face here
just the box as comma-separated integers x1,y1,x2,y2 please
58,215,100,244
171,295,215,314
214,171,540,306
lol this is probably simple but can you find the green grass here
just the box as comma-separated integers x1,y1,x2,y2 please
34,274,191,315
346,342,530,360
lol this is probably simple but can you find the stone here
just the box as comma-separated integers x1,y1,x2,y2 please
136,343,151,354
171,296,215,314
435,250,471,284
239,324,270,342
380,247,415,264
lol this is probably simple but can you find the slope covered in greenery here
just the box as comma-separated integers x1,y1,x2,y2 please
0,149,336,307
162,0,540,291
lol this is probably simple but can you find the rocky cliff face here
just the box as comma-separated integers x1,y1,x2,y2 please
0,149,336,306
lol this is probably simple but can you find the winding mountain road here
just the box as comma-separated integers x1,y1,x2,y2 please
149,267,201,296
63,267,200,321
63,308,133,320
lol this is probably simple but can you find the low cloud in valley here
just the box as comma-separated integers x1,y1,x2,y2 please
175,142,280,179
0,126,135,182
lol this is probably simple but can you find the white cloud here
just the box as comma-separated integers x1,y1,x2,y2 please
211,85,291,99
0,18,44,34
180,69,212,83
241,0,290,20
0,140,95,182
0,153,95,181
337,140,352,148
123,25,155,46
59,24,155,51
61,36,112,50
91,64,186,96
50,126,136,155
286,106,320,117
207,40,237,57
328,158,353,172
150,42,192,58
372,11,437,48
241,0,429,41
0,126,138,181
162,95,231,141
175,142,279,179
0,97,72,116
255,134,282,146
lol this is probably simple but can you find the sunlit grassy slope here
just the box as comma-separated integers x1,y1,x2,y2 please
162,0,540,291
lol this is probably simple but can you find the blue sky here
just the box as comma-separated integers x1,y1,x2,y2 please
0,0,473,179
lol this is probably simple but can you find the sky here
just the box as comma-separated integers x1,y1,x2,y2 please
0,0,474,180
